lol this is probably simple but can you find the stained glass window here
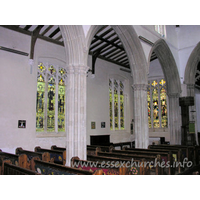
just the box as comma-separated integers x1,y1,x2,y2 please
58,68,66,132
36,63,67,133
147,84,151,128
147,78,168,129
109,78,125,130
36,73,45,132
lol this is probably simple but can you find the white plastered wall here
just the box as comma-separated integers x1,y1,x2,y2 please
0,27,67,153
86,55,134,144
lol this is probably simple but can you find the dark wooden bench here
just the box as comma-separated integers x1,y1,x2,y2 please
122,147,181,174
112,142,133,150
95,151,163,175
0,151,28,174
194,146,200,164
178,164,200,175
87,145,112,155
110,148,173,175
16,147,51,164
87,154,150,175
35,146,66,165
71,156,129,175
149,144,195,166
1,160,39,175
30,158,103,175
51,145,65,151
163,144,195,161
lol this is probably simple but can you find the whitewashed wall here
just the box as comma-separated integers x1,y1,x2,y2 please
86,55,134,144
0,27,66,153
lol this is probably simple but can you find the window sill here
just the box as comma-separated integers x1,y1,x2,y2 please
149,128,169,132
36,132,66,138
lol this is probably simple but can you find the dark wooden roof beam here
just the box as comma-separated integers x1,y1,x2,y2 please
55,35,62,41
94,35,124,51
40,25,54,36
90,32,116,51
101,47,120,58
109,51,125,60
98,54,129,68
115,55,127,62
49,27,60,38
91,27,113,44
24,25,32,31
91,36,120,55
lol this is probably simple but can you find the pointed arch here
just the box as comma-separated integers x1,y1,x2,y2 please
184,41,200,96
59,25,87,67
148,39,182,144
86,25,148,84
149,39,181,96
86,25,149,148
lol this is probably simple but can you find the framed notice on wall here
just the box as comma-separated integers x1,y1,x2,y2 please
91,122,96,129
18,120,26,128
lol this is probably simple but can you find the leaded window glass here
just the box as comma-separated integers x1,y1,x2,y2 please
36,62,67,133
109,78,125,130
148,78,168,129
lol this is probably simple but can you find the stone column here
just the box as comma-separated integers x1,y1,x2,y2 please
133,84,149,149
168,93,181,144
65,64,89,166
187,84,198,145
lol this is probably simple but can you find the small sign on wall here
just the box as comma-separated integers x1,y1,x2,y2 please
18,120,26,128
91,122,96,129
101,122,106,128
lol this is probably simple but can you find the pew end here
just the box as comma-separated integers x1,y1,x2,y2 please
15,147,23,154
34,146,41,152
51,145,57,150
93,169,104,175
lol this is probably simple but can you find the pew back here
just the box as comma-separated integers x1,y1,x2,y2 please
2,160,39,175
35,146,66,165
31,159,103,175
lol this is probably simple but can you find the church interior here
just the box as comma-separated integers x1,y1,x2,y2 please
1,24,200,176
1,23,200,200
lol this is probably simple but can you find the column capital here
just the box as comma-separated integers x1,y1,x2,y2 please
167,93,180,98
187,84,195,89
132,84,148,91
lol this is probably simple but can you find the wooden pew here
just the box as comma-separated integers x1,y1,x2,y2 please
149,144,195,163
178,164,200,175
148,144,195,169
16,147,51,165
87,154,150,175
110,148,173,175
51,145,65,151
87,145,111,155
122,147,181,174
0,151,28,174
35,146,66,165
30,157,104,175
195,146,200,165
1,160,39,175
95,151,163,175
71,156,129,175
112,142,133,150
